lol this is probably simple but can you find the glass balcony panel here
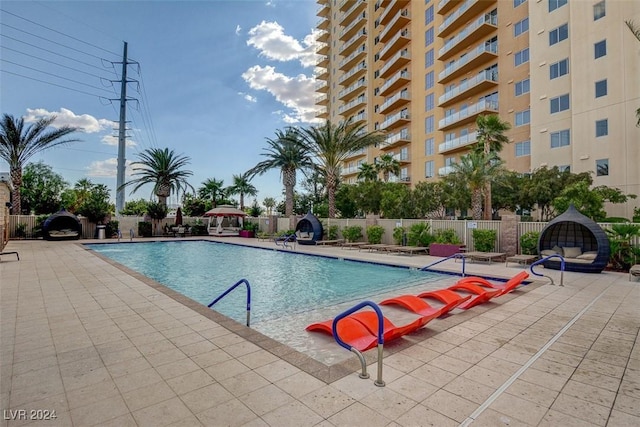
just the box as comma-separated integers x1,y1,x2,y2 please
378,29,410,60
438,12,497,60
379,48,410,79
438,99,498,130
438,69,498,106
438,41,498,83
438,131,478,153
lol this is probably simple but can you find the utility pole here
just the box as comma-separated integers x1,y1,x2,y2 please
115,42,128,215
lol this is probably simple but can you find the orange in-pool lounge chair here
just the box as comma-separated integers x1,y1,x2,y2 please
379,295,446,319
456,271,529,296
416,289,473,314
306,317,378,351
349,310,433,342
447,282,503,309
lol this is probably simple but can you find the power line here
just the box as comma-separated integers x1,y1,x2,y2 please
0,69,106,99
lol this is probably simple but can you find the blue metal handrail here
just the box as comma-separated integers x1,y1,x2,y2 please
530,255,565,287
333,301,385,387
208,278,252,326
420,253,466,277
274,233,296,249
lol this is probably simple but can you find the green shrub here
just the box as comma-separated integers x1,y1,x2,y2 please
342,225,363,242
604,217,630,223
138,221,152,237
16,222,27,238
519,231,540,255
326,225,340,240
393,226,406,245
473,229,497,252
105,220,119,237
407,222,433,247
433,228,461,244
366,225,385,244
243,222,259,232
606,223,640,271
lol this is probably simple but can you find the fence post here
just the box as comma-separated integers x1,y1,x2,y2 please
500,215,520,256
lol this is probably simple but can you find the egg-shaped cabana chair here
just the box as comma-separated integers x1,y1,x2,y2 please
295,212,323,245
42,209,82,240
537,204,610,273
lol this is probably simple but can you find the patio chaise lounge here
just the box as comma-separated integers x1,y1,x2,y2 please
416,289,473,313
447,282,503,309
456,271,529,296
306,317,378,351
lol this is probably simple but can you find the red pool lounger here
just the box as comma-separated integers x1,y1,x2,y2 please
379,295,445,319
306,318,378,352
456,271,529,296
416,289,473,314
447,282,503,309
349,311,431,342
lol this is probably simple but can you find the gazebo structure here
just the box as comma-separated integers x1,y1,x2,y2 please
42,209,82,240
204,205,246,236
295,211,323,245
537,204,610,273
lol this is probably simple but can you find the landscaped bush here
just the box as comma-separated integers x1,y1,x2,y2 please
105,220,119,238
326,225,340,240
16,222,27,238
407,222,433,247
366,225,385,244
606,223,640,271
342,225,363,242
393,226,406,245
473,229,497,252
138,221,152,237
519,231,540,255
433,228,461,244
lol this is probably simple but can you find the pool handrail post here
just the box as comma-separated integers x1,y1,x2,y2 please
207,278,252,326
530,255,565,287
420,253,466,277
332,301,385,387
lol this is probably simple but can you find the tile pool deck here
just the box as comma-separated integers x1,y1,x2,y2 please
0,237,638,426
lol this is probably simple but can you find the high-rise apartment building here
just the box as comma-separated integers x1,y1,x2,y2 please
315,0,639,218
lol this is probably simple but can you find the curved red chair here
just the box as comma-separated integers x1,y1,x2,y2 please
456,271,529,296
305,317,378,351
379,295,445,319
417,288,473,312
447,282,502,309
349,311,431,342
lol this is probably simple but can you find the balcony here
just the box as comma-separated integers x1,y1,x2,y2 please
315,93,328,105
379,0,410,25
379,69,410,96
315,80,328,93
317,2,330,18
379,90,410,114
438,131,478,154
439,0,495,38
391,151,410,163
338,78,366,100
345,147,367,160
315,66,329,81
438,99,498,130
339,28,367,56
317,16,330,31
341,165,359,176
316,107,328,119
378,29,410,60
339,0,356,12
339,61,367,86
340,12,367,41
340,0,366,26
339,44,367,71
438,69,498,107
317,42,329,56
339,95,367,116
380,127,410,149
379,9,410,43
437,0,458,15
438,12,497,61
317,54,329,68
317,29,330,43
348,111,367,125
438,165,455,176
379,48,410,79
388,175,411,183
438,41,497,83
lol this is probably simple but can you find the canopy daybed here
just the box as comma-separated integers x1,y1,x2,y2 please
295,211,323,245
204,205,246,236
42,209,82,240
537,204,610,273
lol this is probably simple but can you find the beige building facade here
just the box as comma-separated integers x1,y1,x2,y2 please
315,0,640,218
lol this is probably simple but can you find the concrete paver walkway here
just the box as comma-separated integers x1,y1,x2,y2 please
1,238,638,426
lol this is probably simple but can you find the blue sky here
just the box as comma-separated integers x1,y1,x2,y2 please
1,0,320,208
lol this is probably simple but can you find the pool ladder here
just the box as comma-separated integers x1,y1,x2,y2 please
530,255,565,287
420,253,467,277
208,278,252,326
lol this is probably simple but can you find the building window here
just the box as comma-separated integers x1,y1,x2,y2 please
515,78,530,96
425,5,434,25
425,27,434,46
425,49,434,68
595,79,607,98
550,94,570,114
425,138,434,155
515,140,531,157
549,23,568,46
596,159,609,176
425,71,434,89
550,58,569,79
594,1,606,20
515,109,530,126
514,18,529,37
425,160,434,178
425,115,434,133
515,48,529,66
551,129,570,148
558,165,570,172
596,119,608,137
514,0,527,7
594,40,607,58
549,0,567,12
425,93,435,111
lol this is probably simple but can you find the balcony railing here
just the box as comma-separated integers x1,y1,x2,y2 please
438,42,497,81
438,165,455,176
438,12,497,58
342,166,359,176
379,69,410,94
381,110,409,130
438,131,478,153
339,28,367,55
388,174,410,183
439,0,479,34
315,94,327,104
338,96,367,115
315,80,328,91
339,12,366,39
378,29,410,60
339,45,366,69
379,48,410,77
340,0,366,25
338,78,366,99
380,128,410,148
379,9,410,42
392,152,410,162
346,147,367,158
338,61,367,85
438,69,498,105
438,99,498,129
380,91,410,112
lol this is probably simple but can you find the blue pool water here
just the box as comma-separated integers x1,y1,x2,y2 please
87,240,445,324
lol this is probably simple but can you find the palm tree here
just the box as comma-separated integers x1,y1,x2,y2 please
199,178,225,208
447,151,505,220
626,20,640,126
357,162,378,182
246,128,313,218
294,120,386,218
227,172,257,211
375,153,401,182
0,113,79,214
474,114,511,219
263,197,276,215
122,147,194,207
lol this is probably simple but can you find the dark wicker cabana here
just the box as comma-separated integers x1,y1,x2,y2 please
295,211,323,245
537,204,610,273
42,209,82,240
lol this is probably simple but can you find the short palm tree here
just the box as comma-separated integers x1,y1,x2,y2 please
357,162,378,182
227,172,257,211
263,197,276,215
376,153,401,182
122,147,194,207
199,178,225,208
0,113,79,214
294,120,385,218
246,128,313,217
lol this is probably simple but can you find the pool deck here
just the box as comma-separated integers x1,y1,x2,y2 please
1,237,638,426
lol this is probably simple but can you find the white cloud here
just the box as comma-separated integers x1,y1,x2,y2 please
24,108,112,133
235,24,242,35
101,134,137,147
246,21,319,68
237,92,257,103
86,157,133,178
241,65,320,124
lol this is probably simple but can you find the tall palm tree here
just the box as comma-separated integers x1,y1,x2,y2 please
447,151,505,220
122,147,194,207
626,20,640,126
0,113,79,214
474,114,511,219
246,128,313,217
227,172,257,211
294,120,386,218
357,162,378,182
263,197,276,215
375,153,401,182
199,178,225,208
